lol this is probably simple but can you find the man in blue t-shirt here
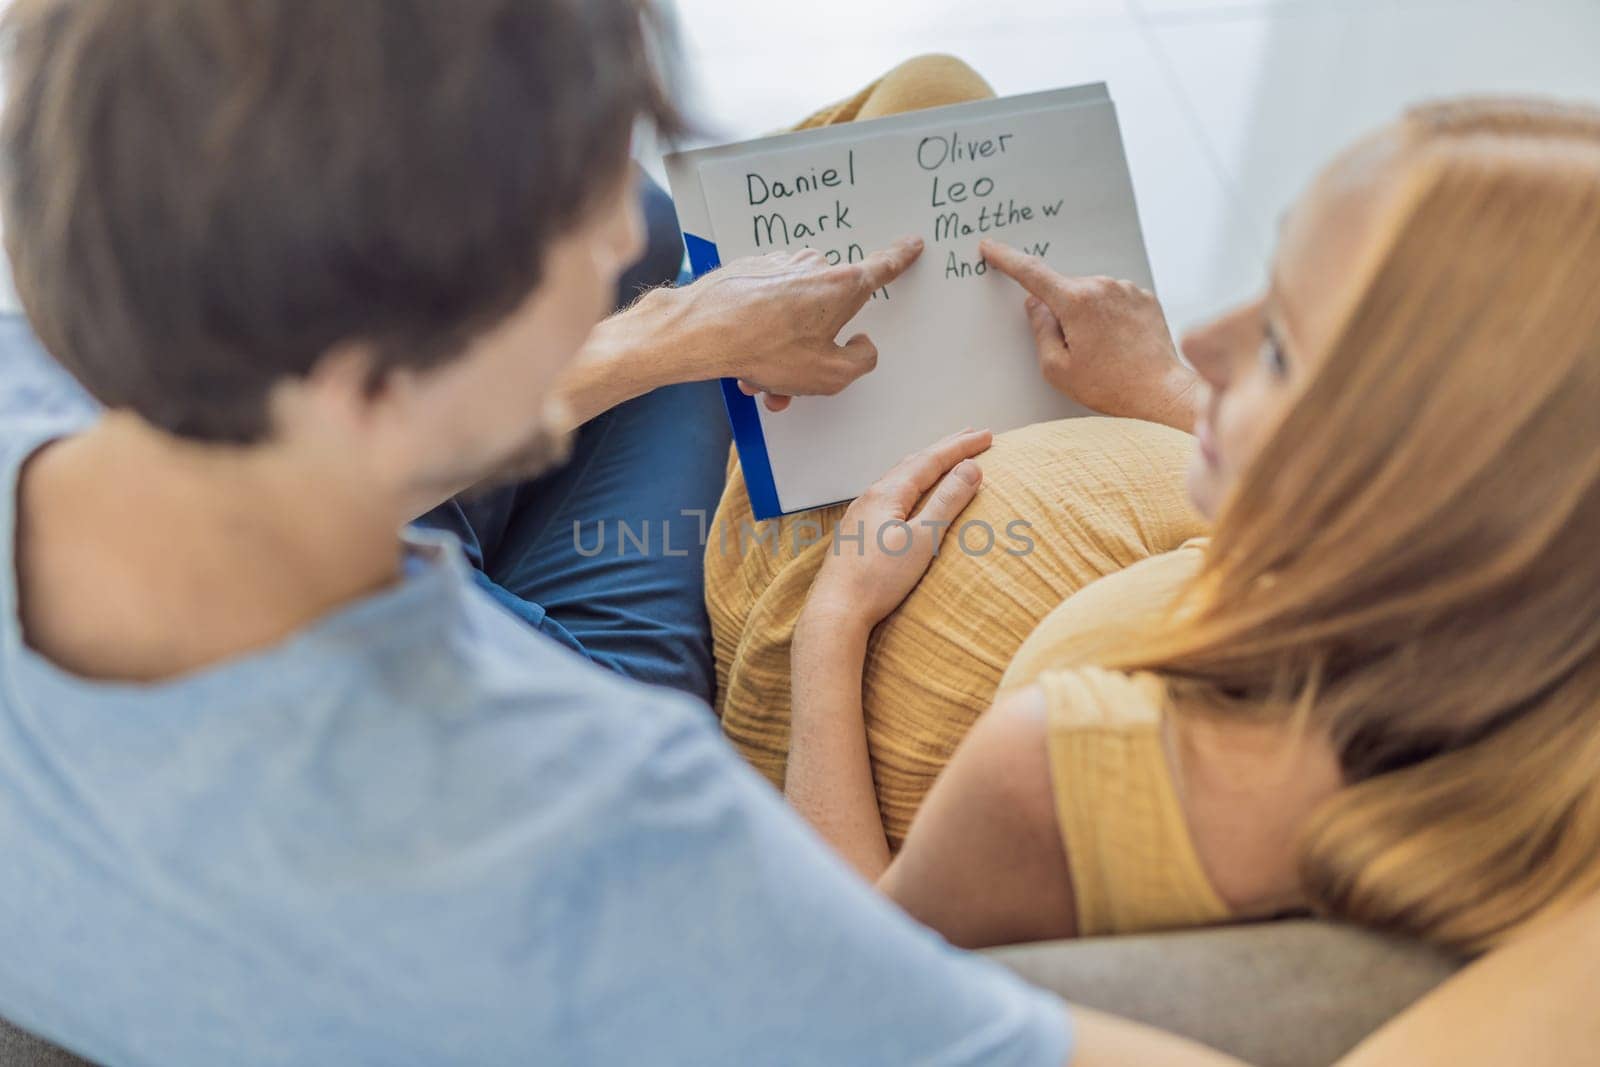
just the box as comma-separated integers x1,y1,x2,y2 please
0,2,1241,1064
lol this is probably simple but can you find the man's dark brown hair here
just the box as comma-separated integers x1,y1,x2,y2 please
1,0,683,442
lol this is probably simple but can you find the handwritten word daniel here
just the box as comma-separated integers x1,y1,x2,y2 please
744,150,857,248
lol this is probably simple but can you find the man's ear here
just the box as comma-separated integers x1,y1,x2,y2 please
269,341,405,446
302,341,402,428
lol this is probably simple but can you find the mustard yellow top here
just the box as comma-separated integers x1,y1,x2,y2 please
1002,542,1231,937
1035,667,1229,935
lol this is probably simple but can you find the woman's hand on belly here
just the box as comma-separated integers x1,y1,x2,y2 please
786,428,992,879
803,428,993,630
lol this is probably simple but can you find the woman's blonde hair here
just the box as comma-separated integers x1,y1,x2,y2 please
1121,98,1600,954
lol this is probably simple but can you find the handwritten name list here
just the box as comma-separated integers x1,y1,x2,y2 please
681,86,1153,515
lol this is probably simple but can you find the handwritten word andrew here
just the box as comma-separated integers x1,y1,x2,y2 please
945,242,1050,279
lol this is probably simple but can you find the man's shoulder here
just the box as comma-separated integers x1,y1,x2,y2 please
287,578,733,852
434,581,717,751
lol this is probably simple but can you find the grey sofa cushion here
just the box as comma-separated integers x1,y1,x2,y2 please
0,1018,90,1067
991,920,1463,1067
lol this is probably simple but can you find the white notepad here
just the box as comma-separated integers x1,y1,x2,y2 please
665,84,1153,519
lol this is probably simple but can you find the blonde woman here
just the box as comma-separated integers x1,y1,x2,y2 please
708,73,1600,955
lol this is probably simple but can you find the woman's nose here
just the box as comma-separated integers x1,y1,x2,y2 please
1181,323,1230,389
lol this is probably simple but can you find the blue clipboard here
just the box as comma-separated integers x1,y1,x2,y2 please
682,231,785,521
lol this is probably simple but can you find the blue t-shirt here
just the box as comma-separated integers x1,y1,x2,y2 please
0,327,1071,1065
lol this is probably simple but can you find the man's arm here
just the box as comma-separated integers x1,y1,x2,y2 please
1056,889,1599,1066
554,286,703,427
1334,891,1600,1066
556,238,925,427
1070,1009,1251,1067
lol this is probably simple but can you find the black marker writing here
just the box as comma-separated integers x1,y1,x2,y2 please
917,131,1015,170
751,199,853,247
745,150,857,205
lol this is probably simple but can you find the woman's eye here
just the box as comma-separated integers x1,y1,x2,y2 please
1259,333,1289,379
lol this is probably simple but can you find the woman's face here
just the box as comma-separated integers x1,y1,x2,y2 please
1182,130,1403,519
